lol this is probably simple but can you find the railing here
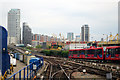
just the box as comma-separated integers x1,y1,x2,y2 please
6,60,42,80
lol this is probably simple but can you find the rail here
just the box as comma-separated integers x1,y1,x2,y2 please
6,60,42,80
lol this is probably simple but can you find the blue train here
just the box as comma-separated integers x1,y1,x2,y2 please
10,52,44,70
29,55,44,70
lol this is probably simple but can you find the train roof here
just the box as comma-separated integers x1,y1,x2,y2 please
106,46,120,49
69,47,103,51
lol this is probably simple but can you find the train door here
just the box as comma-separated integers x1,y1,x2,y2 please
108,49,115,58
81,50,85,58
85,50,87,58
87,49,95,58
110,49,115,58
115,48,120,58
94,49,97,58
73,50,78,58
97,49,103,58
77,50,80,57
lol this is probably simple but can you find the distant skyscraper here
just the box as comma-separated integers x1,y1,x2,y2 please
118,1,120,40
81,24,89,42
7,9,21,44
76,35,81,41
67,32,74,41
23,22,32,46
101,38,104,41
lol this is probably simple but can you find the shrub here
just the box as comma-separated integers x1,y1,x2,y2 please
36,45,42,49
61,50,69,58
41,49,69,58
42,50,51,56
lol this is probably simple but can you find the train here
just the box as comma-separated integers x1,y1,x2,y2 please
68,46,120,61
10,52,44,68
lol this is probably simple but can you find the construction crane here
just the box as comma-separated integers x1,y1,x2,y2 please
112,33,119,41
59,33,65,47
104,33,119,42
109,33,113,41
103,33,113,42
59,33,65,41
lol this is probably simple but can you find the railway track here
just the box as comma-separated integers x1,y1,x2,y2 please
43,57,70,80
8,46,120,79
41,56,120,79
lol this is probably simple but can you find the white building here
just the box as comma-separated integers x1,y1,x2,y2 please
7,9,21,44
65,43,88,50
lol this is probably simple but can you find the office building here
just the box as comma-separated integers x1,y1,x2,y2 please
67,32,74,41
118,1,120,40
23,22,32,46
75,35,81,41
81,24,89,42
7,9,21,44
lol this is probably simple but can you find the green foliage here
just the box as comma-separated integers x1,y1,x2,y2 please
46,45,51,49
61,50,69,58
26,46,33,50
42,50,51,56
36,45,42,48
41,50,69,58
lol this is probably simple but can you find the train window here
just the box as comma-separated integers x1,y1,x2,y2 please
69,51,73,55
77,50,79,54
115,48,120,54
96,49,102,55
87,50,95,54
81,50,85,54
77,50,80,57
77,50,80,55
73,50,77,54
96,49,102,57
85,50,87,57
79,50,82,54
108,49,115,57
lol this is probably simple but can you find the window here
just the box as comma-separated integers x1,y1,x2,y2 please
80,50,85,54
87,49,95,54
96,49,102,55
69,51,73,55
108,49,115,57
73,50,78,54
77,50,80,57
115,48,120,54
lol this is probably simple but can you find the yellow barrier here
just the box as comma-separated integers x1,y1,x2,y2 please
1,76,4,80
3,71,7,79
10,64,14,74
0,64,14,80
32,76,37,80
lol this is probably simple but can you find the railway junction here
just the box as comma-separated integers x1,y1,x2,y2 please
0,25,120,80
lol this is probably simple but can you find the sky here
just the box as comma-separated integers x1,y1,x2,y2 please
0,0,119,41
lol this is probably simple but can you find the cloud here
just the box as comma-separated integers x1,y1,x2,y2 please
0,0,119,40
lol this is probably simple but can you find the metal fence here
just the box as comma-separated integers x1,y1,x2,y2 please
6,60,42,80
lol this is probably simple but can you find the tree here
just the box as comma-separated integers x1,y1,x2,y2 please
36,45,42,48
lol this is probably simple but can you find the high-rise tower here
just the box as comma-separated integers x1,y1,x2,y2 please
7,9,21,44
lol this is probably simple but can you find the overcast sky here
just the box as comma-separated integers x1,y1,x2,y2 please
0,0,119,41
